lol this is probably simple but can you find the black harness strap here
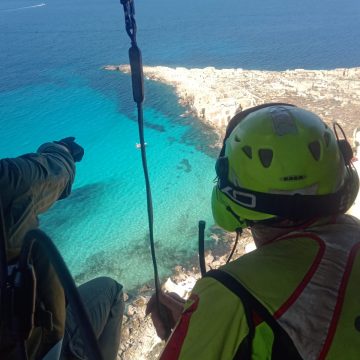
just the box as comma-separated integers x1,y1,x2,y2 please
205,269,302,360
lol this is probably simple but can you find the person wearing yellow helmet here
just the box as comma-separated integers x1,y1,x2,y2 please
212,103,357,230
147,103,360,359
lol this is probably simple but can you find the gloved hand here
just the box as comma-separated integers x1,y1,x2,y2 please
146,291,185,340
55,137,84,162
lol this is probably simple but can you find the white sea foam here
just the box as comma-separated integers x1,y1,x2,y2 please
3,3,46,12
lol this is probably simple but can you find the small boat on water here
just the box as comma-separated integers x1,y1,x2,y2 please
136,142,147,149
180,112,190,118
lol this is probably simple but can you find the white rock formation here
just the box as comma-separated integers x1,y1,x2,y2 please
105,65,360,137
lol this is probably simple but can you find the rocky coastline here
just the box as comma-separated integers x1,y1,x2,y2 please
105,65,360,138
106,64,360,359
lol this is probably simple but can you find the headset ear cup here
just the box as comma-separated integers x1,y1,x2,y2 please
215,157,229,185
338,139,353,165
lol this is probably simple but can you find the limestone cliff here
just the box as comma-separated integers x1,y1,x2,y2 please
106,65,360,138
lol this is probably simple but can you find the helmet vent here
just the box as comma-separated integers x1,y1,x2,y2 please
258,149,273,168
281,175,306,181
308,141,321,161
242,146,252,159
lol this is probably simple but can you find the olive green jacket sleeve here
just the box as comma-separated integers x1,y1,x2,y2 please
0,143,75,359
0,142,75,261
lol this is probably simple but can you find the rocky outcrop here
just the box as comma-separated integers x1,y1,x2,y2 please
105,65,360,137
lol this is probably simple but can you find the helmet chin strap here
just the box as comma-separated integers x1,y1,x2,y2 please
226,205,244,225
226,228,243,264
224,206,244,263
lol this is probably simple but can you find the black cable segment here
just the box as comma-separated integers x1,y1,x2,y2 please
226,229,242,264
119,0,172,337
198,221,206,277
136,102,161,296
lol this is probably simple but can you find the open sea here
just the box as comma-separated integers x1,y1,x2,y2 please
1,0,360,291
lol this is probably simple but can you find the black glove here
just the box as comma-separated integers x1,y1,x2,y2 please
55,137,84,162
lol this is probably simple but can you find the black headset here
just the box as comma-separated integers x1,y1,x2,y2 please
215,103,358,221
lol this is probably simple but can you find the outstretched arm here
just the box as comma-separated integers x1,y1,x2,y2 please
0,138,83,260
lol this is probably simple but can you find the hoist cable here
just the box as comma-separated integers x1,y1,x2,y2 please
136,102,161,296
119,0,171,337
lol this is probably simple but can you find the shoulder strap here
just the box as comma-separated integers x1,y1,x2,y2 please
205,269,303,360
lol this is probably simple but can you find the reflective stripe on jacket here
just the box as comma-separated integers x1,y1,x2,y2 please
161,215,360,359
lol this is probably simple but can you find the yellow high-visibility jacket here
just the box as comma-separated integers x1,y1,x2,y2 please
161,215,360,360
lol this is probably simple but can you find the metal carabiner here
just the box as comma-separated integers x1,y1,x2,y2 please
120,0,137,43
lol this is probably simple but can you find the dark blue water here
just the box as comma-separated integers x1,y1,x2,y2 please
1,0,359,290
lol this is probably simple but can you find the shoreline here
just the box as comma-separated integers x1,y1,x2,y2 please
105,65,360,139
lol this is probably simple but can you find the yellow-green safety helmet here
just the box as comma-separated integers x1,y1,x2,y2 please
212,104,358,232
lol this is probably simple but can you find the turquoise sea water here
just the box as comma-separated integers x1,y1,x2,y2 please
1,65,218,290
1,0,360,290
